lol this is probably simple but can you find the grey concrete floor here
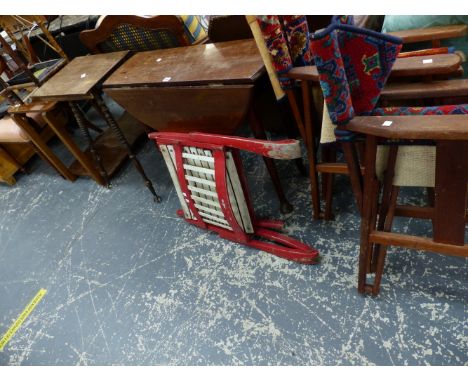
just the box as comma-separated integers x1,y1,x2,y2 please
0,102,466,365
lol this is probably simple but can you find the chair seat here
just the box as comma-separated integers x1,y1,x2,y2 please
0,116,30,143
331,105,468,143
380,79,468,100
388,24,468,44
372,103,468,116
346,114,468,140
7,59,66,86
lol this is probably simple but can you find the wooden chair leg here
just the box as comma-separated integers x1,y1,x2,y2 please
358,135,379,294
300,82,322,220
371,145,399,272
433,140,468,245
426,187,435,206
321,145,336,220
372,185,399,296
342,141,364,214
286,88,322,219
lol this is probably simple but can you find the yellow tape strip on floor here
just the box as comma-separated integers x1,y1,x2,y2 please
0,288,47,351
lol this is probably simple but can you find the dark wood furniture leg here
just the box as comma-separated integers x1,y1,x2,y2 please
69,101,110,186
10,114,77,181
300,82,322,220
433,140,468,245
358,135,379,294
342,141,364,214
370,145,399,273
276,96,307,176
321,145,336,220
248,107,293,214
43,106,107,186
92,92,161,202
372,185,399,295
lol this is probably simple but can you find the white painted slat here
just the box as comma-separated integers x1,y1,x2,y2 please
191,195,221,207
191,147,222,217
182,146,212,219
185,175,216,187
182,152,215,163
194,203,225,217
183,164,215,175
160,145,193,220
201,149,217,188
186,146,216,215
187,185,219,198
225,151,254,233
203,218,233,231
198,149,222,210
198,211,230,225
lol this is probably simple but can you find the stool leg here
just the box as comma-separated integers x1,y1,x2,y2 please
372,186,399,296
92,93,161,202
371,145,399,273
300,82,322,220
321,145,336,220
358,135,379,294
342,141,363,214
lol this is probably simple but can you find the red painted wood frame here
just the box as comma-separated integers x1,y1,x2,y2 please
150,132,319,264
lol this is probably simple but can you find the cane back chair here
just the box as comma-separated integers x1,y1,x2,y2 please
149,131,319,264
79,15,191,54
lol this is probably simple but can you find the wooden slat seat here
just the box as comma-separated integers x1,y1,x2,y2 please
286,53,462,83
389,53,461,77
389,24,468,45
346,115,468,141
381,79,468,100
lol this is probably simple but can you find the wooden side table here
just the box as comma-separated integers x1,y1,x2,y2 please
30,50,160,201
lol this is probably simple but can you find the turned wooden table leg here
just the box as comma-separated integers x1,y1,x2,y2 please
92,92,161,202
68,101,109,186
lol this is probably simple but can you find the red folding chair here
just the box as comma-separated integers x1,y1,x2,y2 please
149,132,319,264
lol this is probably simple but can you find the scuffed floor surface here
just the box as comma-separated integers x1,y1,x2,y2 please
0,115,466,365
